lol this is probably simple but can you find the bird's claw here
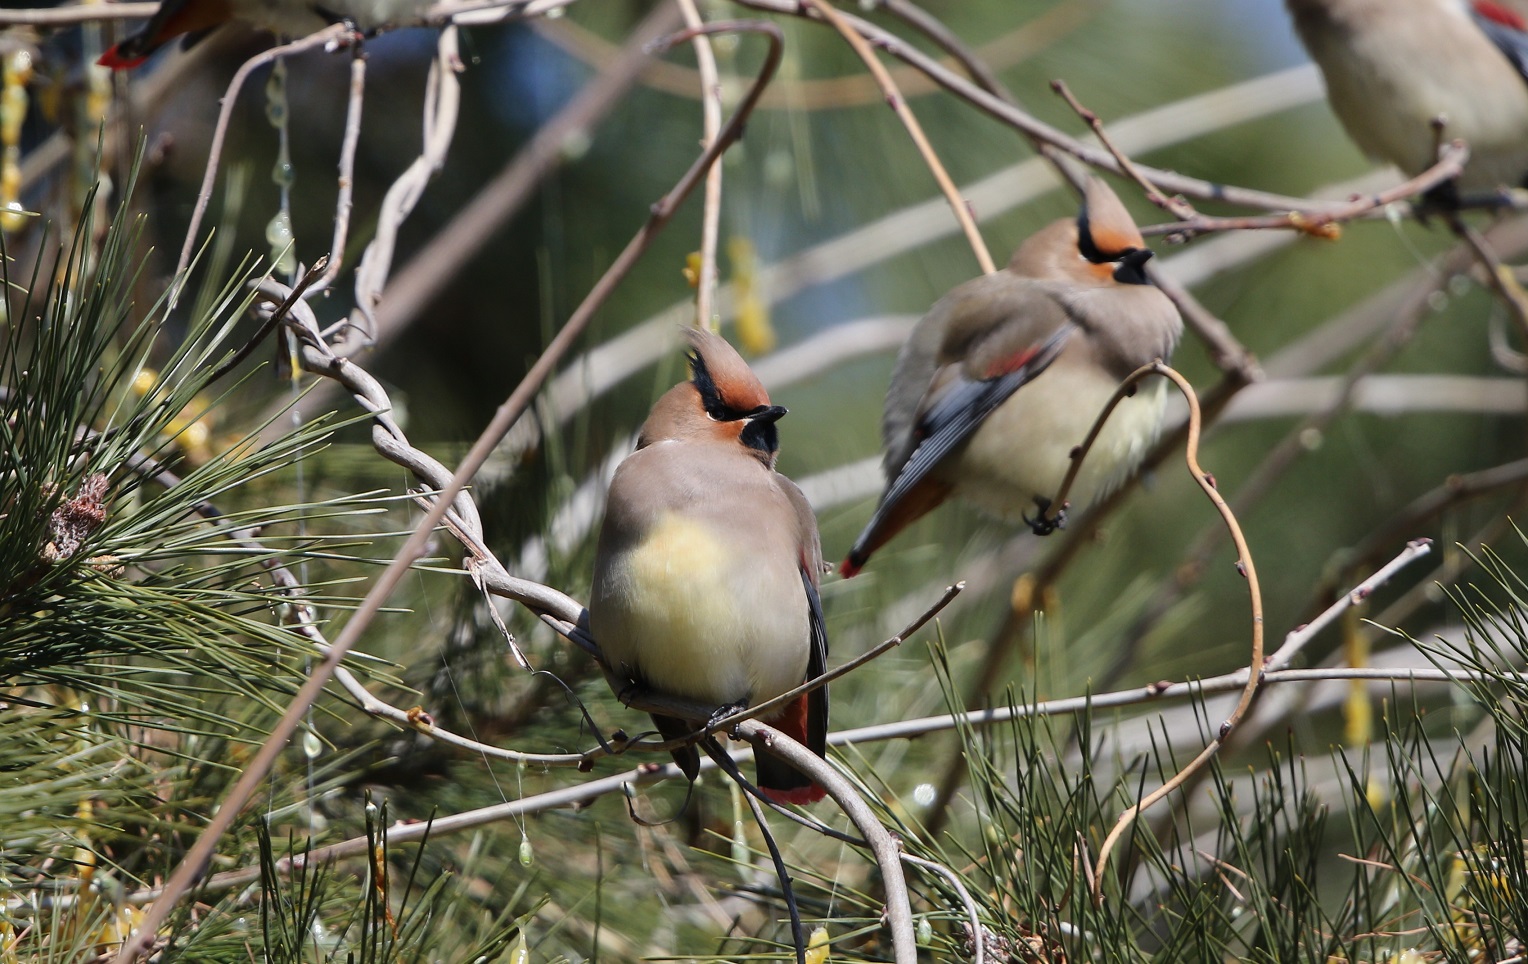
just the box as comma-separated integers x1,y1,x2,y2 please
708,700,750,737
1024,496,1067,536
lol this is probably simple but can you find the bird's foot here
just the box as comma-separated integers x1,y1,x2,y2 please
1412,180,1462,225
1024,496,1067,536
616,680,646,707
708,700,750,737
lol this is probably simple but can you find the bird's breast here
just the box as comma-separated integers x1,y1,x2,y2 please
951,365,1167,518
590,511,810,712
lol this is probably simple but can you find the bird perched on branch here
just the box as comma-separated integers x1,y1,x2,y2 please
841,177,1182,578
98,0,432,69
1286,0,1528,196
590,327,829,805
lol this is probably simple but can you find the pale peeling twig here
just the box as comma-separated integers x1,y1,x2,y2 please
257,5,682,441
307,48,367,297
800,0,995,275
341,26,462,344
675,0,724,330
170,24,351,308
112,28,784,957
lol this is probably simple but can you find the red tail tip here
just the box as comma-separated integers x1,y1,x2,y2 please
97,46,148,70
760,784,827,805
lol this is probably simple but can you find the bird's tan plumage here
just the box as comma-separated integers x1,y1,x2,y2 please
1287,0,1528,193
591,328,828,804
845,178,1182,576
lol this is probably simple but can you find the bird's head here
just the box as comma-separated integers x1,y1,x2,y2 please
1009,176,1155,287
638,327,786,466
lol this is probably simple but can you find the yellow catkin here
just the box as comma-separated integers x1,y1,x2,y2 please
804,926,830,964
728,237,776,355
0,48,34,232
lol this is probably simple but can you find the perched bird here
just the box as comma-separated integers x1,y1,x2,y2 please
98,0,430,69
842,177,1183,577
589,327,829,805
1286,0,1528,195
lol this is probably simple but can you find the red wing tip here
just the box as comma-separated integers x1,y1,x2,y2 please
1476,0,1528,30
760,784,827,805
982,345,1042,379
838,557,862,579
97,47,148,69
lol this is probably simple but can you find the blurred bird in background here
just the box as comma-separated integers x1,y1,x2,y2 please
590,327,829,805
842,177,1183,577
98,0,433,68
1286,0,1528,198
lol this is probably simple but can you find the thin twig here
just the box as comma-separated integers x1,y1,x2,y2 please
535,2,1089,110
800,0,995,275
828,544,1432,745
705,582,961,734
731,0,1340,213
876,0,1014,101
1448,212,1528,373
1051,79,1196,221
307,48,367,297
170,24,351,307
902,854,985,964
1144,142,1471,243
1081,364,1264,901
675,0,724,330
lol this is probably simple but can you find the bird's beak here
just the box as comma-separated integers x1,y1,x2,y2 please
1113,247,1154,285
749,405,788,424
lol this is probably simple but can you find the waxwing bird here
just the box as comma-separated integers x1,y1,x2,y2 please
1286,0,1528,195
589,327,829,805
99,0,431,69
842,177,1183,577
